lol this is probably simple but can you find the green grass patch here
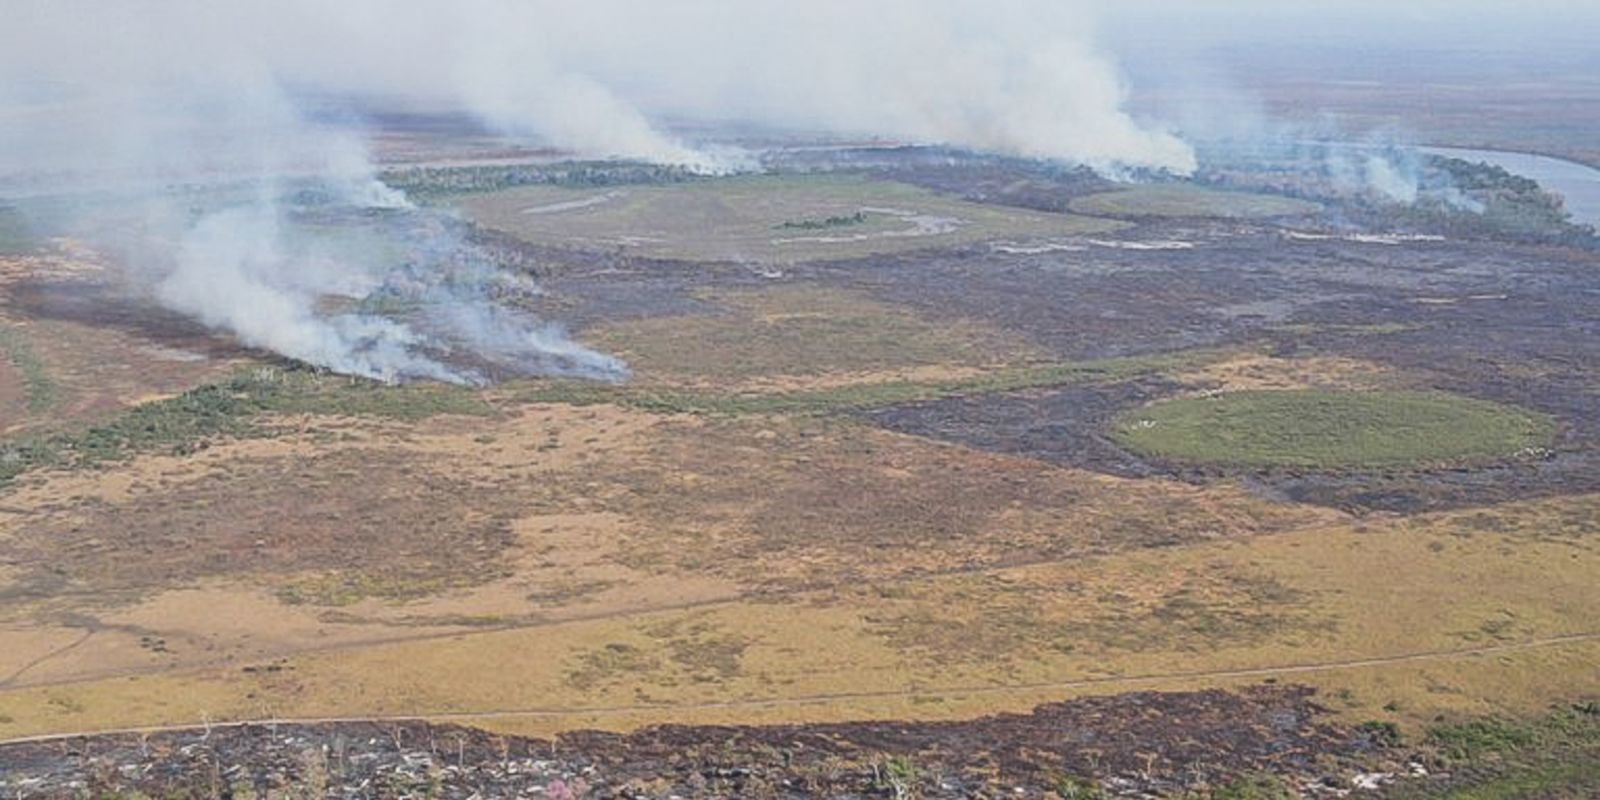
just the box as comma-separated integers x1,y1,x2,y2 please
1384,704,1600,798
1430,718,1543,761
0,326,61,413
1069,183,1320,219
1110,389,1555,470
1428,762,1600,799
1190,773,1296,800
380,160,702,202
515,349,1229,417
277,570,497,606
775,211,869,230
0,365,492,487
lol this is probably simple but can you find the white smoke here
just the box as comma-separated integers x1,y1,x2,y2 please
0,0,1196,382
1150,88,1478,209
0,1,632,384
442,3,724,172
4,0,1191,176
1360,155,1419,205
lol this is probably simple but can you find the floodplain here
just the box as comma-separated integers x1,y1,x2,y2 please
1,145,1598,797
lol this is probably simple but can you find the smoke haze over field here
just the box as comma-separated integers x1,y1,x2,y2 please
0,0,1203,381
2,0,1195,175
4,1,1591,380
1096,0,1600,53
0,0,1203,384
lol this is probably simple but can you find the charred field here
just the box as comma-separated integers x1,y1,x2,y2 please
1,145,1599,797
0,687,1390,798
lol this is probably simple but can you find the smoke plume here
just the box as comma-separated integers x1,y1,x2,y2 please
1,2,639,383
1,0,1194,382
5,0,1193,175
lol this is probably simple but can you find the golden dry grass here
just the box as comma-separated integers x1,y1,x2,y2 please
1171,352,1403,395
0,489,1593,740
0,250,1593,749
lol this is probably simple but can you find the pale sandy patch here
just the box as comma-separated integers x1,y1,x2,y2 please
1172,353,1400,396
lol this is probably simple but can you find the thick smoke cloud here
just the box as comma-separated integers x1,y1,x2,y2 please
1,0,1193,382
0,2,639,383
5,0,1193,175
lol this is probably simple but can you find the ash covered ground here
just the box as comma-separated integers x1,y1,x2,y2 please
0,687,1385,798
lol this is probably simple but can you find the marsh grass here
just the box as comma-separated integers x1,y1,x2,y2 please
1111,389,1555,470
1382,704,1600,798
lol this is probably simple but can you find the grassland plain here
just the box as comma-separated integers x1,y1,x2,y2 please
455,173,1125,262
0,489,1594,741
0,338,1229,489
0,328,1594,747
585,285,1042,385
1068,183,1322,219
1110,389,1556,470
0,184,1597,798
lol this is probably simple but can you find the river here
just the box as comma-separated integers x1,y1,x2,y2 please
1422,146,1600,229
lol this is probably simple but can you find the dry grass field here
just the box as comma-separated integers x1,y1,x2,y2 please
1,166,1597,796
0,310,1592,741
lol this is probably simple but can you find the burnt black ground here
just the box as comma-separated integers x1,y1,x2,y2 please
522,197,1600,513
0,686,1384,799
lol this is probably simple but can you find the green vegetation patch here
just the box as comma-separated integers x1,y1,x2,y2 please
0,326,60,413
1384,704,1600,798
1070,183,1321,219
380,160,702,202
0,365,491,486
1195,773,1297,800
775,211,869,230
277,569,499,607
1111,389,1554,470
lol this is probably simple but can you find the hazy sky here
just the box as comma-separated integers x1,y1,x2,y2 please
4,0,1593,175
1097,1,1600,52
3,1,1198,172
